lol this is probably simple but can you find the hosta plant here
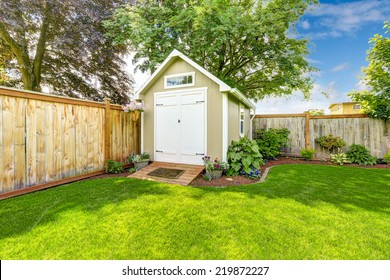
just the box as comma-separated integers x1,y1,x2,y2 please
346,144,377,165
330,152,350,165
226,138,264,176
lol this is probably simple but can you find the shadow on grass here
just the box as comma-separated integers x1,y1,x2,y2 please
192,164,390,214
0,165,389,242
0,178,171,240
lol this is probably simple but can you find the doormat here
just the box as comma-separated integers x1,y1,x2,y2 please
147,168,185,179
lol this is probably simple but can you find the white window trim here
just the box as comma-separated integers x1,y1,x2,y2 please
239,105,245,137
164,72,195,89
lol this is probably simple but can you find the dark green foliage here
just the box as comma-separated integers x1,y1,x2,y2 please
349,22,390,120
104,0,317,101
315,135,346,153
346,144,377,165
226,138,264,176
0,0,132,103
300,148,316,161
255,128,290,160
105,160,124,174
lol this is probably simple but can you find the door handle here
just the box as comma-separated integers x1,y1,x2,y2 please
178,119,181,123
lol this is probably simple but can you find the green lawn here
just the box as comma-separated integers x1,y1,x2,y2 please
0,164,389,260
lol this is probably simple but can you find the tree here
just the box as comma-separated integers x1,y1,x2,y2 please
104,0,317,101
307,109,325,116
350,21,390,120
0,0,133,104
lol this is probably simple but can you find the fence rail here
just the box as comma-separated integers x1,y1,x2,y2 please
253,113,390,158
0,86,139,198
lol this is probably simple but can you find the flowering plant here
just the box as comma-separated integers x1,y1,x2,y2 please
123,99,144,112
202,156,229,172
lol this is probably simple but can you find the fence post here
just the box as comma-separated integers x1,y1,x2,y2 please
104,98,111,161
305,112,310,149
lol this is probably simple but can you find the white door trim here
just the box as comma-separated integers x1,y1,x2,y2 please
154,87,208,165
222,92,228,162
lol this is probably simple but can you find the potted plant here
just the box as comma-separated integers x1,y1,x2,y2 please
202,156,229,179
129,152,150,170
123,99,144,121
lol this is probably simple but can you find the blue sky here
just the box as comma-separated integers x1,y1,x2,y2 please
256,0,390,114
131,0,390,114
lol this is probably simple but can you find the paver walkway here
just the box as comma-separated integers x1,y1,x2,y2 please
128,161,204,185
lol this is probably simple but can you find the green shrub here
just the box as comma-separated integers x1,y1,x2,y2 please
346,144,377,165
255,128,290,160
300,148,316,161
383,151,390,165
330,152,350,165
105,160,124,174
226,137,264,176
315,135,346,153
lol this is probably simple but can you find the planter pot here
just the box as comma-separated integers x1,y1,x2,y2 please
205,170,223,179
134,161,149,170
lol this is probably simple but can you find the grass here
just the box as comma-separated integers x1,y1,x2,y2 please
0,164,389,260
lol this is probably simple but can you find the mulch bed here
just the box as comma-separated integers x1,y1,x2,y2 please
85,157,390,186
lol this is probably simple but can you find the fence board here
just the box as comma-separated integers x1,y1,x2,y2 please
0,97,3,193
2,96,15,192
254,114,390,158
14,98,26,189
0,87,140,196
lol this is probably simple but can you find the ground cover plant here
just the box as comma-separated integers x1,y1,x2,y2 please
0,165,389,260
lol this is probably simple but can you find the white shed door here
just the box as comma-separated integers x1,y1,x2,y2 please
155,90,205,165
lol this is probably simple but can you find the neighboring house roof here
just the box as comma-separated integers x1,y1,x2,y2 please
328,101,359,109
136,49,256,110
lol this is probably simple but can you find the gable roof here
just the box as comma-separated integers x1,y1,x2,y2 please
136,49,256,109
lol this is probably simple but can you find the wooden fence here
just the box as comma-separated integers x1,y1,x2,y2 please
253,113,390,158
0,86,140,198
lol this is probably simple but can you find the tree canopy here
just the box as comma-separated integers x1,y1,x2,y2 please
0,0,133,104
104,0,317,101
350,21,390,120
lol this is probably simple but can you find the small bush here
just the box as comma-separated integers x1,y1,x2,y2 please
226,137,264,176
330,152,350,165
105,160,124,174
346,144,377,165
300,148,316,161
383,151,390,165
255,128,290,160
315,135,346,153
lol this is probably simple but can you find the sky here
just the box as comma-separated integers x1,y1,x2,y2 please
129,0,390,114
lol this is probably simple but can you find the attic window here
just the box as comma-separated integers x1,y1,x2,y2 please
353,104,361,110
164,72,195,89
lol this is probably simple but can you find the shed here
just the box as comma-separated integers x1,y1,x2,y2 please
138,49,256,165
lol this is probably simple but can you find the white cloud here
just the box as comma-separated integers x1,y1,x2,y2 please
255,81,342,114
331,62,349,72
301,20,311,30
306,0,390,38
